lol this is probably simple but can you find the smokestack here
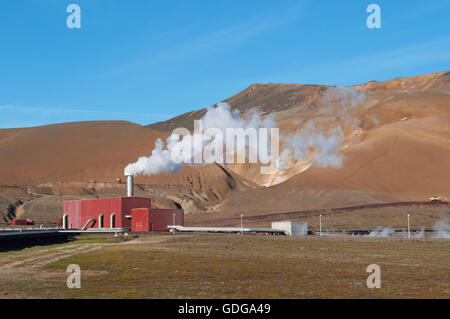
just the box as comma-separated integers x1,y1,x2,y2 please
126,174,134,197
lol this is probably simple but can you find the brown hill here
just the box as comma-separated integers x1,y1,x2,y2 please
280,112,450,200
0,121,260,221
0,121,161,184
148,71,450,215
224,90,450,198
1,71,449,224
149,71,450,132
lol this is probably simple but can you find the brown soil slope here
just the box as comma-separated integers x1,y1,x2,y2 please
0,121,161,184
0,121,256,192
150,71,450,131
0,122,260,221
281,113,450,200
150,71,450,204
235,90,450,200
0,72,449,222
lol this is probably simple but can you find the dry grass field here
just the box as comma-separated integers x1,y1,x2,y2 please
0,233,448,299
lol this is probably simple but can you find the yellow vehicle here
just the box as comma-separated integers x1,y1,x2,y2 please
429,196,448,203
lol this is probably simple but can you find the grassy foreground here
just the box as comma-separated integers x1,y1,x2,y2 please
0,233,449,298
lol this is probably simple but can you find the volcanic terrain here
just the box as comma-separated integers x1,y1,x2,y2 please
1,71,449,226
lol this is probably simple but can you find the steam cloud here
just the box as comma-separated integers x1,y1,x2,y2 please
432,218,450,239
124,103,276,176
282,121,345,168
363,218,450,239
124,138,182,176
125,86,370,176
280,86,366,169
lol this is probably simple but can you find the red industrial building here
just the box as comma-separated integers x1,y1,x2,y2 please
63,197,150,229
131,208,184,231
63,175,184,232
63,197,184,232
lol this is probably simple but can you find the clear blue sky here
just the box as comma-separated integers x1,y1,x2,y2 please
1,0,449,128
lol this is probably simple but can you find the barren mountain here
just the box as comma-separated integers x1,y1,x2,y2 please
151,71,450,201
150,71,450,131
0,121,259,221
1,71,449,224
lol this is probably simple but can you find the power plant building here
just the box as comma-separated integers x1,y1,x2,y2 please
62,175,184,232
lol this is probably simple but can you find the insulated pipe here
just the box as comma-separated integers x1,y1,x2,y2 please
62,213,68,229
126,174,134,197
81,218,96,230
40,224,57,229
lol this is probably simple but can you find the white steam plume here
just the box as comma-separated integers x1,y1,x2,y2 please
367,227,395,238
282,121,345,168
125,86,369,177
124,137,181,176
280,86,366,169
322,86,366,127
364,219,450,239
124,103,276,176
432,218,450,239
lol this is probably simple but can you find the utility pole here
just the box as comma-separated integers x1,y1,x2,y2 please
240,214,244,235
319,214,323,236
173,213,176,235
407,214,411,238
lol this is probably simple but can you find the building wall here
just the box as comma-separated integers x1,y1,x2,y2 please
131,208,149,231
131,208,184,232
291,222,308,236
121,197,152,228
148,208,184,231
272,221,308,236
63,200,82,229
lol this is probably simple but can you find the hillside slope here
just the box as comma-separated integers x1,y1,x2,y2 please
0,122,260,221
1,71,449,222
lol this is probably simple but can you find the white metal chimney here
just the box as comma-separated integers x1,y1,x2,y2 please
126,174,134,197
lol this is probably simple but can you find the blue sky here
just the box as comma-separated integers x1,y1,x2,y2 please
0,0,449,128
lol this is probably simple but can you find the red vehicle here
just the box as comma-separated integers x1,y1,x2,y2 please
12,219,34,225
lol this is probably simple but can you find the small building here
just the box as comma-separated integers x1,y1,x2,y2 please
131,208,184,232
271,221,308,236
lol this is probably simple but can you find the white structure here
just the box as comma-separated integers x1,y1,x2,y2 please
126,174,134,197
167,225,284,235
110,213,116,228
62,213,68,229
271,221,308,236
98,213,104,228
